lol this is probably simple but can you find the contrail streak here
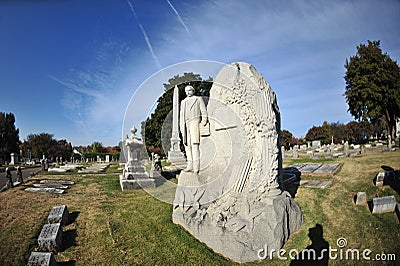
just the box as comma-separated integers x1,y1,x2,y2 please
126,0,161,68
127,0,138,21
166,0,191,37
138,24,161,68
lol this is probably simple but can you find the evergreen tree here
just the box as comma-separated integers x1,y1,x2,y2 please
0,112,20,162
344,40,400,138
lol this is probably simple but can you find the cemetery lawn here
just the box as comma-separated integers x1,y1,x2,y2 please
0,152,399,265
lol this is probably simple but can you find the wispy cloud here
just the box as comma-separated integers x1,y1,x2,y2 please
49,75,103,98
127,0,161,68
166,0,191,37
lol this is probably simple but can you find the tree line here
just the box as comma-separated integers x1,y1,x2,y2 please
143,40,399,155
0,112,120,164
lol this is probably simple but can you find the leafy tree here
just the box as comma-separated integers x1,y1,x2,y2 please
87,141,106,153
343,121,374,143
305,121,331,144
344,40,400,139
0,112,20,162
142,72,213,156
330,121,345,143
281,129,294,150
22,133,73,160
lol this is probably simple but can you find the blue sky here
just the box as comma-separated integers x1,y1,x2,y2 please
0,0,399,146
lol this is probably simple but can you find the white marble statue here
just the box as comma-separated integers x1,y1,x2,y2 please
179,85,208,174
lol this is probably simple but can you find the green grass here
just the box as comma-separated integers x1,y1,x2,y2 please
0,151,399,265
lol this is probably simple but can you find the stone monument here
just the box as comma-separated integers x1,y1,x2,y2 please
168,85,187,168
172,62,303,263
10,153,18,165
119,126,155,190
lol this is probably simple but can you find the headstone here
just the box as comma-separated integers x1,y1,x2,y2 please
315,180,331,189
38,223,63,252
355,192,367,205
293,145,299,158
10,153,18,165
375,172,385,186
105,155,110,163
47,167,68,173
27,252,57,266
168,85,187,167
25,187,65,194
372,196,396,214
33,183,69,189
312,163,340,175
281,146,286,159
120,126,155,190
312,140,321,149
40,180,75,185
172,62,303,263
344,141,349,155
48,205,70,226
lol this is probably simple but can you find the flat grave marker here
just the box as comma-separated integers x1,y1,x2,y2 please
38,223,62,252
48,205,69,225
27,252,57,266
25,187,65,194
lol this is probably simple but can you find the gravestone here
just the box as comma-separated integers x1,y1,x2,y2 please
10,153,18,165
375,172,385,186
355,192,367,205
48,205,69,226
293,145,299,158
33,183,69,189
38,223,63,252
372,196,396,214
27,252,57,266
312,140,321,149
120,126,155,190
40,180,75,185
172,62,303,263
25,187,65,194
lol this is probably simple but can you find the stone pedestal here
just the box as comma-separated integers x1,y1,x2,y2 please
120,164,155,190
27,252,57,266
48,205,69,226
38,223,62,252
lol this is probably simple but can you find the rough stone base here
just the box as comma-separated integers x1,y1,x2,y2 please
119,175,156,190
173,192,302,263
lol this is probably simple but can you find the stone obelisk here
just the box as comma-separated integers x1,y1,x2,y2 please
168,85,186,167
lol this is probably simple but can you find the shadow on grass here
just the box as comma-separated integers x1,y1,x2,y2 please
62,229,77,252
67,211,80,225
380,165,400,196
151,170,180,187
290,224,329,266
367,200,373,213
282,167,301,199
58,260,76,266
